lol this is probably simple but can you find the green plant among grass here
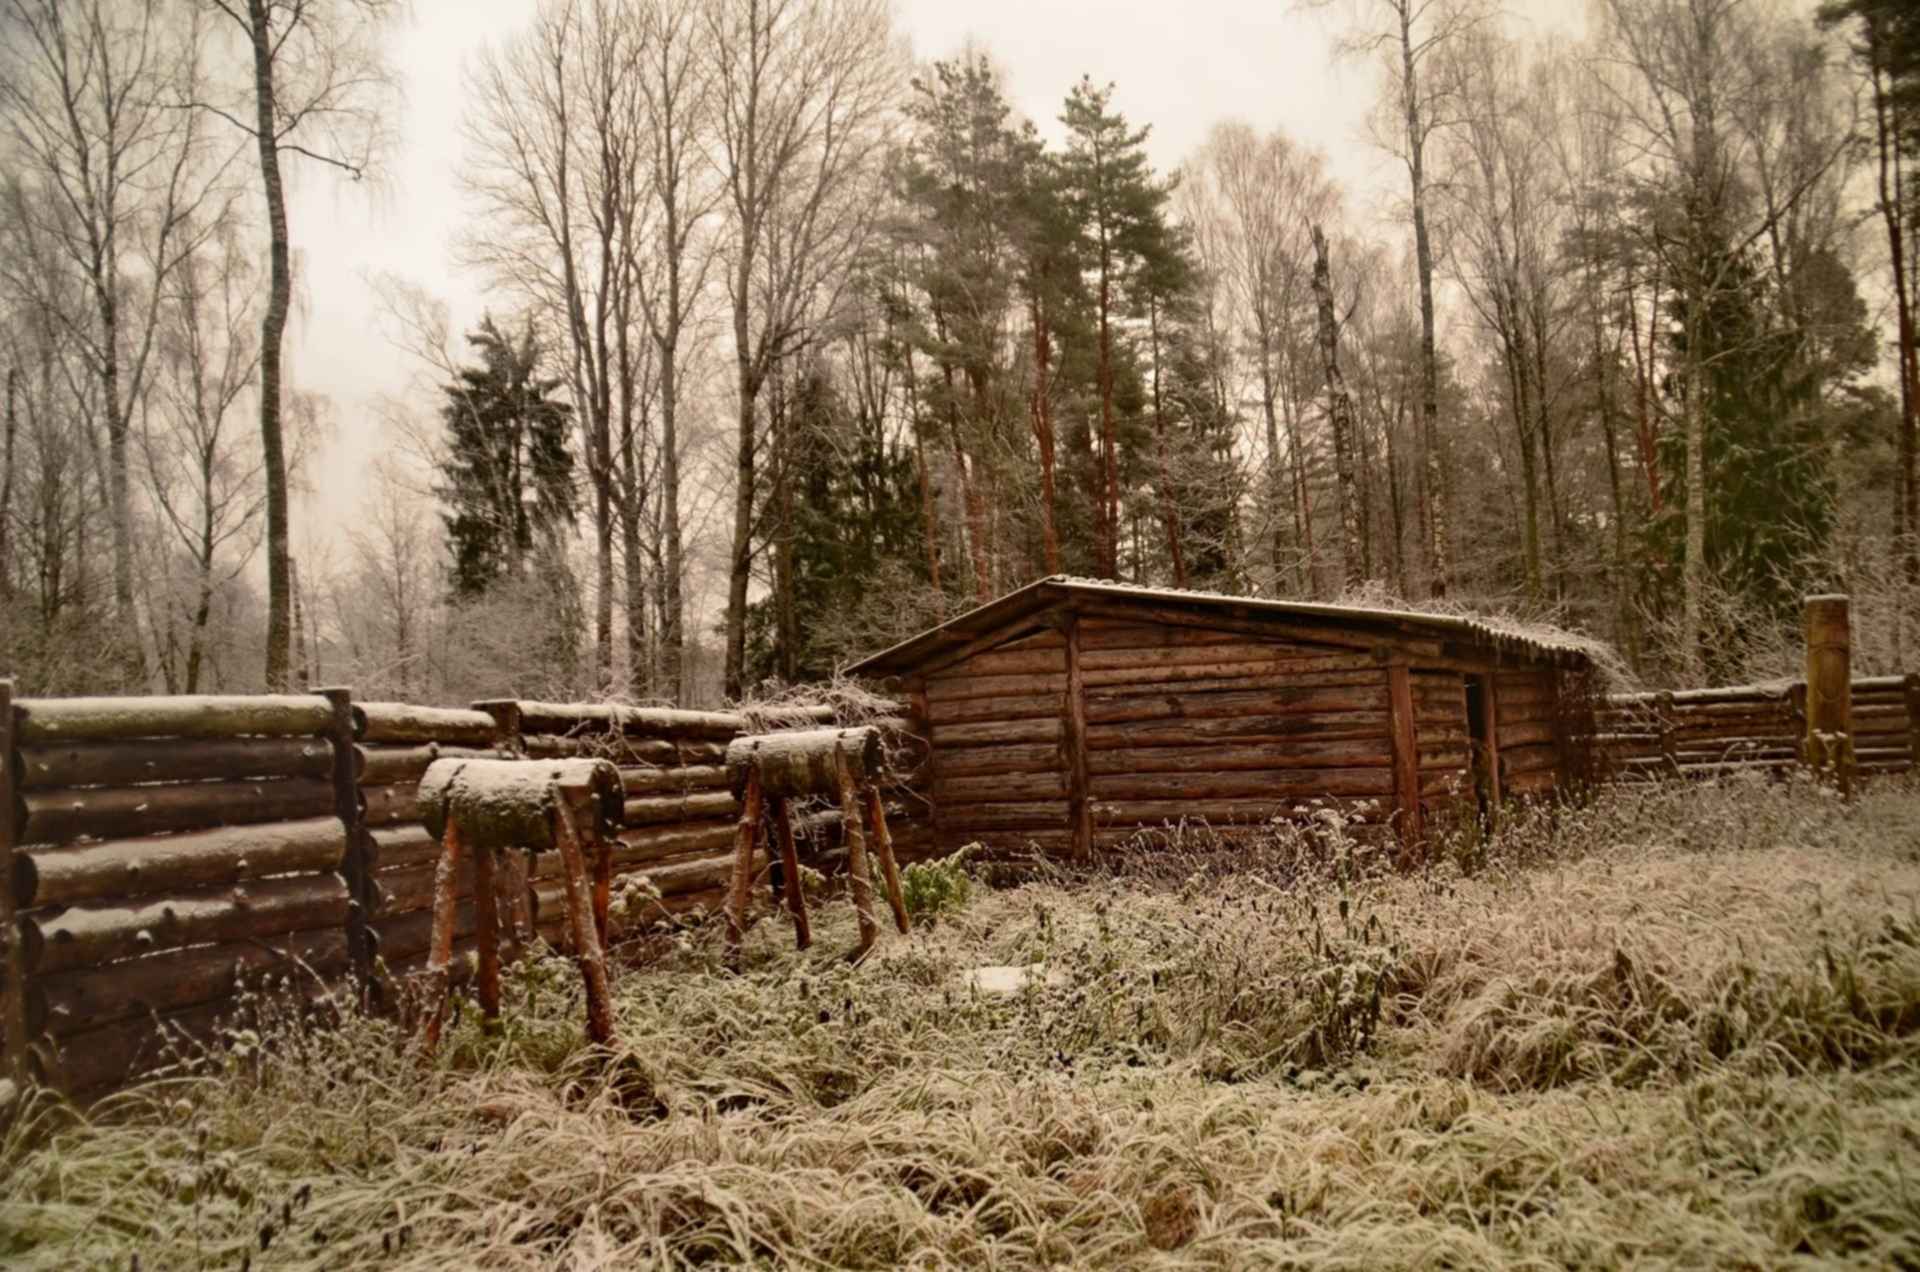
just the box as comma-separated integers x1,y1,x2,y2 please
3,776,1919,1268
900,848,975,921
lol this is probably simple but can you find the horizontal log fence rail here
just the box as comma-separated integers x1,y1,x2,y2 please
0,683,925,1100
1592,674,1918,781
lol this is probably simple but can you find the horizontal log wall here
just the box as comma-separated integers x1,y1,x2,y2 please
923,629,1069,854
6,689,354,1097
1594,674,1916,780
0,688,877,1101
1495,669,1564,798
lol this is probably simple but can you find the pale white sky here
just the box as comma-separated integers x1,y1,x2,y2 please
285,0,1596,566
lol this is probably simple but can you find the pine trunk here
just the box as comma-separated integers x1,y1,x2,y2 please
1309,226,1362,591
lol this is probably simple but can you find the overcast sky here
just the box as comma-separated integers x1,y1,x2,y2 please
285,0,1598,566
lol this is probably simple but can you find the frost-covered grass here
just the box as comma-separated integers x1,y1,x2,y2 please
5,776,1920,1268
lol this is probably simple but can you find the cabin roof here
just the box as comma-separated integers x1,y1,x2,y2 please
846,576,1595,678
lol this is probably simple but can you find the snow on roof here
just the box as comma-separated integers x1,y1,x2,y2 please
848,575,1601,677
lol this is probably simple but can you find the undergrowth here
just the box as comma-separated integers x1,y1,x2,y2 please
4,776,1919,1268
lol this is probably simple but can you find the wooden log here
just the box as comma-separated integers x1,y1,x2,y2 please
369,901,477,966
352,702,496,748
864,785,910,935
516,701,745,742
933,771,1068,803
1089,768,1395,801
1064,616,1092,862
523,735,727,765
355,744,498,787
623,791,737,827
13,694,331,743
417,815,466,1056
911,620,1062,678
20,776,337,846
934,742,1063,778
27,927,351,1038
552,787,615,1045
1074,619,1245,647
373,860,463,917
925,645,1065,678
724,726,885,801
1085,684,1387,725
31,998,232,1096
1078,643,1375,674
926,693,1063,726
1803,595,1854,793
941,801,1070,831
1907,674,1920,765
837,752,878,960
935,718,1059,747
1497,722,1558,749
1085,665,1389,697
622,765,729,797
925,671,1068,702
416,757,624,852
1087,711,1390,750
1502,744,1561,777
14,816,347,909
1066,597,1447,659
360,782,419,830
1090,797,1384,826
318,687,372,993
771,796,810,950
1086,740,1394,775
613,818,738,862
724,770,763,954
18,736,334,791
472,838,501,1021
369,824,437,873
21,872,351,974
1,678,24,1088
1388,661,1422,853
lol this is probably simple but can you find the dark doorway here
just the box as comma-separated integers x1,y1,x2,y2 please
1464,675,1493,823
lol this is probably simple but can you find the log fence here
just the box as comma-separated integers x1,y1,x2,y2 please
1593,674,1917,781
0,683,927,1100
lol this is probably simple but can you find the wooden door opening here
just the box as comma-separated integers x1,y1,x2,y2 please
1465,675,1493,823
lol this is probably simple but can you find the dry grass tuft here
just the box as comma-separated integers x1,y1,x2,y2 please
4,776,1920,1268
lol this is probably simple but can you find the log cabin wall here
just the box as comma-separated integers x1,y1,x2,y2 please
920,628,1071,856
1078,621,1398,845
1495,669,1564,798
0,686,897,1100
1410,668,1474,820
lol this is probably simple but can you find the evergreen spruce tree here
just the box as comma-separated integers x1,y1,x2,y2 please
436,317,577,597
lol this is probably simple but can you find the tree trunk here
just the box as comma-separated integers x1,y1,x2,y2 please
659,342,684,705
1871,55,1919,587
245,0,294,691
1309,226,1361,591
1029,292,1062,574
1147,294,1186,586
726,348,754,701
1401,2,1448,598
1096,247,1119,579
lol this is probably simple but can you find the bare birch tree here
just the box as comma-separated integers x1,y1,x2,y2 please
197,0,398,689
706,0,899,699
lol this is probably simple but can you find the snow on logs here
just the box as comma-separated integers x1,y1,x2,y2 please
724,726,887,801
416,757,625,852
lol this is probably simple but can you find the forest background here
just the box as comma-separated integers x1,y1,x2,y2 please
3,0,1917,707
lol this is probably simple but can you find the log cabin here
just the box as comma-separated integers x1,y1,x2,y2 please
847,577,1599,858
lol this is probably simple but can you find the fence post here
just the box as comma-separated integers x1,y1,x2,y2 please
0,679,26,1092
1655,691,1678,775
473,699,523,755
319,687,373,997
1905,674,1920,778
1802,595,1853,796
